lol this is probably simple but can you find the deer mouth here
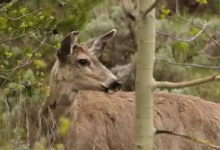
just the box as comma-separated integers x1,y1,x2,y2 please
101,84,110,93
101,81,122,94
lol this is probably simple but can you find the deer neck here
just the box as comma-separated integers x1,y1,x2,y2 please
48,61,79,114
49,83,78,106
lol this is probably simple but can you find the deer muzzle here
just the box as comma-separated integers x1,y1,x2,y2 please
102,79,122,93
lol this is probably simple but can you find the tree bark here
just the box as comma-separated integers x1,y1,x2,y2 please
135,0,156,150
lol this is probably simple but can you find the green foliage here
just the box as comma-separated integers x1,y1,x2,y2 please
57,117,72,136
0,0,220,148
33,138,47,150
0,0,102,149
86,0,220,103
159,5,171,19
172,42,190,63
196,0,208,5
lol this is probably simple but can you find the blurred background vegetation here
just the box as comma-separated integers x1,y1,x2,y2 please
0,0,220,149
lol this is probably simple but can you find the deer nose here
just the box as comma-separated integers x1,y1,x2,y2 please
109,79,122,91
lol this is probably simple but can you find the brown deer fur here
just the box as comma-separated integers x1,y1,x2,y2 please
63,91,220,150
37,30,220,150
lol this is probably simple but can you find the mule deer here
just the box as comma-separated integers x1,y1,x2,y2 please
37,29,220,150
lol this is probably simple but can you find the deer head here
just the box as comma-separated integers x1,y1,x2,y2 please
50,29,122,94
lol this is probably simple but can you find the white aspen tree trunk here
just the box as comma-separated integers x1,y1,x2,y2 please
135,0,156,150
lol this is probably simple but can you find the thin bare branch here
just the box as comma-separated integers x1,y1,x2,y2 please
157,20,206,42
155,75,220,89
0,18,54,88
0,0,19,11
0,29,28,43
175,0,220,47
0,18,51,44
1,7,43,21
156,129,220,150
202,51,220,60
31,33,54,48
0,34,48,88
156,57,220,69
12,141,25,150
128,23,138,50
143,0,160,19
0,75,7,79
121,0,136,21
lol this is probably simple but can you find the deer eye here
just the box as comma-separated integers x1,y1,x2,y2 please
78,59,88,66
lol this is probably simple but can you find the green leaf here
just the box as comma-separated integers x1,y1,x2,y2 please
180,42,189,50
26,53,33,59
163,9,170,15
0,17,8,30
172,42,190,63
58,117,71,136
0,65,5,69
19,22,28,28
189,28,200,36
24,69,36,84
196,0,208,4
201,0,208,4
160,13,166,19
39,15,45,20
19,7,28,14
4,51,13,58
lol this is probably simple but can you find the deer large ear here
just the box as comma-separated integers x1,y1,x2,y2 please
88,29,116,57
57,31,79,62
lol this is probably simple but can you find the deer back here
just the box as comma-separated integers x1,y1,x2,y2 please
61,91,220,150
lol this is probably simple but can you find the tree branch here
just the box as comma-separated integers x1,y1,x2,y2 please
155,75,220,89
175,0,220,48
1,33,49,88
156,57,220,69
121,0,136,21
156,20,206,42
0,29,28,43
202,51,220,60
0,18,51,44
156,129,220,150
0,7,42,21
31,32,54,48
143,0,160,19
0,0,18,11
